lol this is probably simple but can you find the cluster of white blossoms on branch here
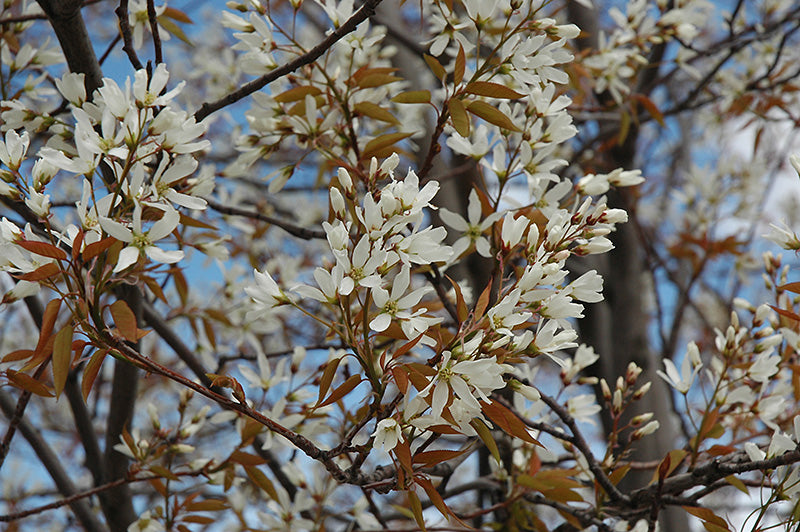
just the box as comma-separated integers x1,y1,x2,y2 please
0,64,213,298
245,145,640,446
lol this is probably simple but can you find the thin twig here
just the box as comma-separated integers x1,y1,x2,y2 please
146,0,162,65
193,0,385,122
206,198,326,240
115,0,144,70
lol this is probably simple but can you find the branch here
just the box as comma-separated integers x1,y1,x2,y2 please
35,0,103,94
206,198,325,240
0,472,201,523
0,391,107,532
193,0,385,122
105,334,352,483
538,391,630,504
115,0,144,70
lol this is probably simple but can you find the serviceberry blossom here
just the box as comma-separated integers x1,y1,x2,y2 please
372,418,402,452
99,204,184,272
440,189,501,258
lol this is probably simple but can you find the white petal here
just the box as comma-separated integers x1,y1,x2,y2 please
370,313,391,332
148,207,180,241
99,217,133,242
114,246,140,272
145,246,184,264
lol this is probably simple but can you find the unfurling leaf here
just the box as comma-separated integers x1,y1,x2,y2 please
52,324,73,398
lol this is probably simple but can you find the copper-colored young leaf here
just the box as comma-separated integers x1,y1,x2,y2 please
684,506,730,530
394,438,413,473
467,100,520,131
631,93,665,126
354,101,399,124
274,85,323,103
18,262,61,282
445,275,469,322
454,43,465,85
391,90,431,104
618,109,631,145
240,417,264,445
149,464,180,481
315,374,362,409
464,81,526,99
110,300,138,343
81,349,107,401
174,267,189,306
244,466,278,501
448,98,470,137
33,298,61,361
181,516,214,525
391,334,424,361
392,365,409,393
363,132,413,158
162,6,193,23
357,73,402,88
471,419,500,463
82,236,117,261
770,304,800,322
473,282,492,320
724,475,749,495
408,490,426,531
178,212,216,230
316,357,342,404
7,369,54,397
18,240,67,260
228,450,266,466
424,54,446,81
417,477,449,520
482,400,540,445
156,16,192,45
52,324,73,399
184,499,228,512
778,281,800,294
412,449,465,466
2,349,34,363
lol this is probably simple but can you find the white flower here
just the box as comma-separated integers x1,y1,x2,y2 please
133,64,183,107
369,265,432,333
767,430,796,458
657,354,700,394
127,510,165,532
246,269,289,308
372,418,402,452
567,394,601,424
440,189,501,258
744,442,766,462
0,130,29,171
419,351,507,424
500,211,529,249
336,235,384,296
765,222,800,251
55,72,86,107
99,204,184,272
487,289,531,337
